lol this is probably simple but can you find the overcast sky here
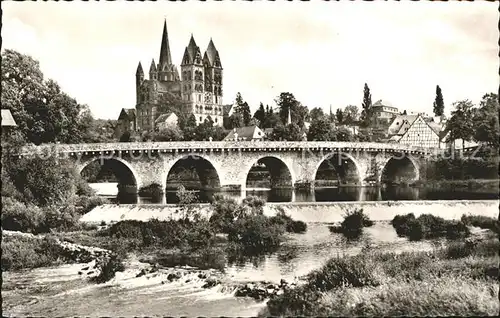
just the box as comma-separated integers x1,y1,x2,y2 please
2,1,498,120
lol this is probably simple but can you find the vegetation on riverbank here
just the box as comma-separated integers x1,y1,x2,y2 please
329,208,373,239
391,213,470,241
261,230,499,317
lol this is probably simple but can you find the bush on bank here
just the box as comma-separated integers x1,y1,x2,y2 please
461,214,500,234
2,235,69,271
263,237,500,317
391,213,470,241
1,154,107,234
329,208,373,239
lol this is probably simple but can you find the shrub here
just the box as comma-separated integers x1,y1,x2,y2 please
209,195,243,233
391,213,416,237
391,214,470,241
329,209,373,239
91,254,125,283
270,209,307,233
307,255,381,291
1,235,67,271
1,197,45,233
461,214,500,234
228,214,285,251
104,219,215,250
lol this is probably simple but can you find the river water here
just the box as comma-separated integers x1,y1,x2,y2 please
90,183,498,204
3,222,444,317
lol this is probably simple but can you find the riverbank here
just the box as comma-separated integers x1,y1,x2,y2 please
80,200,498,224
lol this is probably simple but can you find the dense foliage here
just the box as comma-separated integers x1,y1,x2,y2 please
329,208,374,239
1,49,112,145
391,213,470,241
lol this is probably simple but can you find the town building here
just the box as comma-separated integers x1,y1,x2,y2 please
1,109,18,143
154,112,178,131
124,20,224,133
388,114,443,148
372,100,399,124
224,125,265,141
114,108,136,139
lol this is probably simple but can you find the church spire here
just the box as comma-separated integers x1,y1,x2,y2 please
159,19,173,67
136,62,144,76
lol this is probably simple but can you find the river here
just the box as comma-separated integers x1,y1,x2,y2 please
2,222,443,317
89,183,498,204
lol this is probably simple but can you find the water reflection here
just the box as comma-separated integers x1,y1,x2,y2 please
103,185,497,205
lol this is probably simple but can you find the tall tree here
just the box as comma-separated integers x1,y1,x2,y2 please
275,92,308,128
433,85,445,117
233,92,251,126
335,108,344,125
343,105,359,125
307,117,335,141
182,114,198,141
361,83,372,127
309,107,325,123
473,93,499,148
253,102,266,125
445,99,475,150
1,49,94,145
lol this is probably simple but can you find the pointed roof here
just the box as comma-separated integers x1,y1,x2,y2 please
205,38,218,65
159,20,173,67
136,62,144,75
149,59,157,73
186,34,200,63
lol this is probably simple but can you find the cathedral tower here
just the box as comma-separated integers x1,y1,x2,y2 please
203,38,223,125
135,62,144,104
181,35,206,124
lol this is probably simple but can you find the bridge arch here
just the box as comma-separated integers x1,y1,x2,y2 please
78,157,141,192
244,155,295,190
313,151,363,186
379,154,420,184
166,154,222,190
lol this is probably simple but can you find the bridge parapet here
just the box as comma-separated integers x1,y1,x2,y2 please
18,141,442,156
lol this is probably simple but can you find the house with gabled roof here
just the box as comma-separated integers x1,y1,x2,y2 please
154,112,178,131
224,125,265,141
114,108,137,139
395,114,443,148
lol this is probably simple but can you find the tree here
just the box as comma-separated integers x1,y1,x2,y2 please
232,92,251,126
228,112,244,129
445,100,475,150
334,126,354,141
307,117,335,141
154,126,184,141
433,85,445,117
343,105,359,125
309,107,325,123
261,105,280,129
360,83,372,127
269,123,303,141
275,92,308,128
335,109,344,125
473,93,499,148
1,49,93,145
253,102,266,125
182,114,198,141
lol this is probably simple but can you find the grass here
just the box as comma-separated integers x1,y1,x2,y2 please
262,236,500,317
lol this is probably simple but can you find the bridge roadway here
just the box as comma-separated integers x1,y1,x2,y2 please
20,141,439,155
18,141,443,192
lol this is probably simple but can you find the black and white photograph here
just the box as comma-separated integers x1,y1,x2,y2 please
1,0,499,316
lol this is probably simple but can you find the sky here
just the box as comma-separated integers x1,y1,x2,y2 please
2,1,498,120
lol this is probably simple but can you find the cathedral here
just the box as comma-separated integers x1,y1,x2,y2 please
133,20,224,132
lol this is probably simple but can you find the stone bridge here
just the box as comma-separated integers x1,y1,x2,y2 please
18,141,443,192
